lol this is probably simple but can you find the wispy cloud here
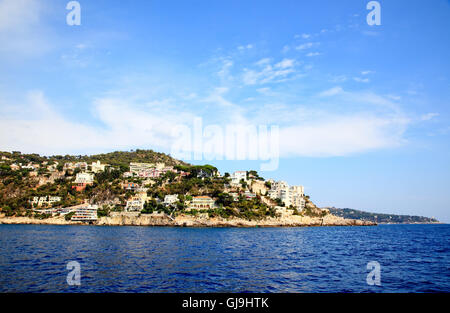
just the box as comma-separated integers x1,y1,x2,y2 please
318,86,344,97
353,77,370,83
0,88,412,159
420,113,439,121
0,0,52,57
242,58,298,85
295,42,319,50
306,52,322,57
237,44,253,51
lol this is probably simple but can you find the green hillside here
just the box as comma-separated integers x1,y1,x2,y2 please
327,207,439,224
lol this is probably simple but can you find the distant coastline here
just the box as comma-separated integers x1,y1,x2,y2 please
326,207,440,224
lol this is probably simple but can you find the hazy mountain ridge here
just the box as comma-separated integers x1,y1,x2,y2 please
327,207,439,224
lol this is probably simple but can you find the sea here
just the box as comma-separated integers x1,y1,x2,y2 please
0,224,448,292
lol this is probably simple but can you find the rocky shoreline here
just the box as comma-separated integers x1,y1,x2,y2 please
0,212,376,227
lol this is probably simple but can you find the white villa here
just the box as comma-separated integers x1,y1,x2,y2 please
125,189,148,212
31,196,62,207
64,162,88,171
230,171,247,185
74,172,94,184
188,196,216,211
125,197,145,212
91,161,107,173
164,194,179,206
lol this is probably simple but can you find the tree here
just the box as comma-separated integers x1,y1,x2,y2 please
65,212,75,221
216,193,233,207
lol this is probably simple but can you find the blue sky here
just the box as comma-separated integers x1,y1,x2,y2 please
0,0,449,221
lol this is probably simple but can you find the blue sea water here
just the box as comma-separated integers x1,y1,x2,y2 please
0,224,448,293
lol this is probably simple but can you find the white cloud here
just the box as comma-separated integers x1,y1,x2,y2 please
279,115,408,157
386,94,401,101
329,75,347,83
361,70,374,75
0,91,196,155
217,58,234,80
353,77,370,83
238,44,253,50
0,87,412,159
256,87,272,95
296,42,317,50
306,52,321,57
0,0,41,32
76,43,87,50
318,87,344,97
243,58,297,85
274,58,295,69
255,58,271,66
301,33,311,39
0,0,52,56
420,113,439,121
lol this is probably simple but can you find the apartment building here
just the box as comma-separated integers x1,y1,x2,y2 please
268,181,305,209
129,162,155,174
71,204,98,221
128,162,174,178
64,162,88,171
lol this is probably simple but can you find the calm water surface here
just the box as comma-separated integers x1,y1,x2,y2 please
0,224,448,292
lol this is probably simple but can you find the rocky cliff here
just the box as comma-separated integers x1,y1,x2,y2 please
0,212,376,227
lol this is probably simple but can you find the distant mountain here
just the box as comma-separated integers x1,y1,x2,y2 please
326,207,439,224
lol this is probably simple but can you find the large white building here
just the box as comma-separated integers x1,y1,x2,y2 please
71,204,98,221
129,162,155,174
268,181,305,209
125,198,145,211
230,171,247,185
125,191,148,212
74,172,94,184
128,162,172,178
64,162,88,171
91,161,107,173
164,194,179,206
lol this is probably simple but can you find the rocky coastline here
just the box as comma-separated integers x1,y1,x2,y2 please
0,212,376,227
